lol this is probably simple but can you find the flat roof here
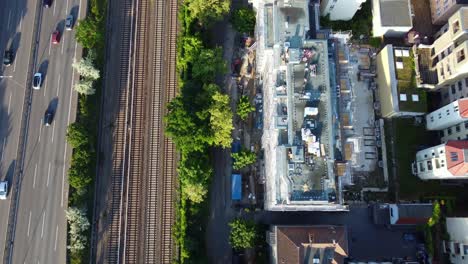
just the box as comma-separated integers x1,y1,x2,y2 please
379,0,412,27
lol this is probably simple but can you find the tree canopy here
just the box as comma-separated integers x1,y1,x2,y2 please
66,123,90,148
236,95,255,121
187,0,230,26
192,48,227,83
66,207,90,254
75,18,104,49
231,149,256,170
229,219,257,250
208,91,233,148
231,7,256,34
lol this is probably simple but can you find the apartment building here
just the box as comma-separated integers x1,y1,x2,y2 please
412,141,468,180
320,0,366,21
425,98,468,142
443,217,468,264
376,45,427,118
429,0,468,25
372,0,413,37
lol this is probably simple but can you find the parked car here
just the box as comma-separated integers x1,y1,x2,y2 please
44,109,55,126
51,30,60,44
65,15,74,30
403,233,416,242
3,50,14,66
43,0,52,7
0,181,8,200
32,73,42,90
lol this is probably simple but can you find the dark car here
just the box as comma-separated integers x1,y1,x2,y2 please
65,15,74,30
52,30,60,44
3,50,13,66
44,0,52,7
44,109,54,126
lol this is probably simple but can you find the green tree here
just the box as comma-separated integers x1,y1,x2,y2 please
66,123,90,148
427,201,441,227
74,79,96,95
231,7,256,34
208,91,233,148
237,95,255,121
178,36,203,71
165,96,212,153
192,48,226,83
231,149,256,170
66,207,90,254
72,51,100,80
178,154,212,203
229,219,257,250
187,0,230,26
68,149,93,190
75,18,104,49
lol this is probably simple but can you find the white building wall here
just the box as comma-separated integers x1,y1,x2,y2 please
371,0,412,37
440,76,468,105
426,100,465,130
445,217,468,264
413,144,452,180
441,121,468,143
320,0,366,21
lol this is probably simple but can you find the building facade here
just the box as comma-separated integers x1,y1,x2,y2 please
320,0,366,21
429,0,468,25
443,217,468,263
412,141,468,180
372,0,413,37
426,98,468,130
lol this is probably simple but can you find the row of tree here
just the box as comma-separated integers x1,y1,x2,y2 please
65,0,106,262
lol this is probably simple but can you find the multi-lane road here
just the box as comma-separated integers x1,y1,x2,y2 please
0,0,84,262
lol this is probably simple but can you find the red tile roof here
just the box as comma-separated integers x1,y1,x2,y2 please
445,141,468,176
458,98,468,118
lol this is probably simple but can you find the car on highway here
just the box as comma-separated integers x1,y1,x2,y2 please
32,73,42,90
44,0,52,7
52,30,61,44
3,50,13,66
65,15,74,31
44,109,55,126
0,181,8,200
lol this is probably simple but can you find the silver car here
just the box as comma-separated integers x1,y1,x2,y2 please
65,15,74,31
0,181,8,200
33,72,42,90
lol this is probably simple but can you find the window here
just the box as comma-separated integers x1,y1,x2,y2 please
458,136,462,140
465,121,468,128
439,112,443,119
448,128,452,135
457,49,466,63
431,116,434,122
452,85,456,94
456,125,461,132
459,81,463,91
465,78,468,86
444,92,449,99
453,21,460,33
450,152,459,161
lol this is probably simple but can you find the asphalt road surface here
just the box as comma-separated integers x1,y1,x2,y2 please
0,0,82,262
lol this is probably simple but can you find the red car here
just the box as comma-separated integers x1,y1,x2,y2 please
52,30,60,44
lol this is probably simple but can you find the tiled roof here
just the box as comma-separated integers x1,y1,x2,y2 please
276,226,348,264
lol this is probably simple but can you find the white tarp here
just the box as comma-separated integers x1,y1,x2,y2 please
304,107,318,117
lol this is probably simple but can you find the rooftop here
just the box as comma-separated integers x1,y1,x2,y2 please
274,225,348,264
393,47,427,113
378,0,412,27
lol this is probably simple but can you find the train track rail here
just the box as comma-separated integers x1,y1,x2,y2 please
101,0,178,261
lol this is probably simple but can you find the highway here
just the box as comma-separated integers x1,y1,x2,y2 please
0,0,83,262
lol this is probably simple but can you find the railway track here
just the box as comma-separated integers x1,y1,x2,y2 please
102,0,178,261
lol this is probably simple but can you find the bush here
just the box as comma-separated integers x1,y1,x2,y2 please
231,149,257,170
237,95,255,121
67,123,91,148
66,207,90,254
231,7,256,34
229,219,257,250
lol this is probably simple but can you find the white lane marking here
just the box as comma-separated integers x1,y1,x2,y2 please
33,163,37,188
61,146,66,207
1,138,6,161
19,10,23,31
27,211,32,236
57,74,61,96
7,11,11,30
61,34,65,54
7,93,12,114
13,50,18,72
61,43,77,207
54,225,58,251
51,122,55,143
46,162,51,187
43,77,48,97
79,0,83,19
53,0,56,15
41,213,45,238
48,35,52,56
66,0,69,15
39,119,42,142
